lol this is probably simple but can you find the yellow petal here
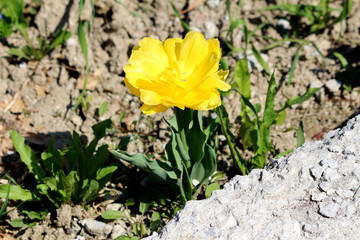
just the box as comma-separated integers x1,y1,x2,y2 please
124,77,140,97
164,38,182,68
180,31,208,76
140,104,168,115
140,89,162,105
201,70,231,92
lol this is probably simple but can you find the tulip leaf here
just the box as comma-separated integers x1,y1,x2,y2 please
110,150,177,181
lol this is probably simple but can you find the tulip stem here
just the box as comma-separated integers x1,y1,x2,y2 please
174,107,191,169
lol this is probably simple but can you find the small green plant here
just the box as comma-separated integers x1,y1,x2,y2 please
0,0,71,60
217,62,319,174
74,0,95,111
111,108,217,203
0,119,117,208
334,51,360,90
224,0,271,75
262,0,352,37
98,101,109,117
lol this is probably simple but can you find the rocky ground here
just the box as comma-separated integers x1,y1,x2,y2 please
0,0,359,239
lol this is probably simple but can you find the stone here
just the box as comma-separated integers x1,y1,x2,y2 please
277,19,291,30
319,181,332,192
111,225,127,239
309,80,323,89
80,219,113,236
325,79,342,92
144,115,360,240
302,223,318,234
318,203,340,218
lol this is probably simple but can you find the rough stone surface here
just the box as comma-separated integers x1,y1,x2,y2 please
144,115,360,240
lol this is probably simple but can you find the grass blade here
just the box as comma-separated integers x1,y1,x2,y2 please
297,121,305,147
287,43,306,84
251,44,271,75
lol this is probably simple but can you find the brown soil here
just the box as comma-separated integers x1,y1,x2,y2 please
0,0,359,239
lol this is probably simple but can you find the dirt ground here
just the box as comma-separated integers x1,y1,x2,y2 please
0,0,359,239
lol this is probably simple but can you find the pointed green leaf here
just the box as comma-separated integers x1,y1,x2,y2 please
251,44,271,75
10,130,46,180
102,210,123,220
0,184,35,201
110,150,177,181
297,121,305,147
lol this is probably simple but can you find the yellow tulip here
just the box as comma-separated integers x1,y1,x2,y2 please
124,31,230,115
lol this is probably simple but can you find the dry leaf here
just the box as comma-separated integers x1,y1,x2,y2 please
76,74,100,91
35,84,47,98
181,0,206,14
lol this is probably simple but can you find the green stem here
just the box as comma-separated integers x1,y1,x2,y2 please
215,106,249,175
174,107,191,169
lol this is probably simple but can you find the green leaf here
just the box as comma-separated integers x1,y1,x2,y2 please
92,118,112,140
179,162,192,202
98,101,109,116
0,184,35,201
150,211,162,231
190,144,216,187
297,121,305,147
334,52,348,68
22,209,48,220
276,109,287,125
41,140,62,177
186,111,206,168
7,48,31,60
116,236,140,240
10,218,26,228
170,1,190,31
78,22,88,68
110,150,177,182
279,88,320,112
9,130,46,180
82,179,99,204
48,30,71,51
215,105,249,175
0,182,10,217
102,210,123,220
287,43,306,84
125,198,135,207
251,44,271,75
219,57,229,71
65,131,84,176
227,18,245,38
234,58,251,99
96,165,118,189
205,183,220,198
139,201,149,215
87,145,110,179
63,171,79,203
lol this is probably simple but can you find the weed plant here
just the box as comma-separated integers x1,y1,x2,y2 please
0,0,70,60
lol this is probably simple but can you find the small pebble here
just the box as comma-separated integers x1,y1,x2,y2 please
311,192,327,202
319,203,340,218
319,181,332,192
309,164,324,180
325,79,342,92
310,80,323,89
302,223,318,234
277,19,291,30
